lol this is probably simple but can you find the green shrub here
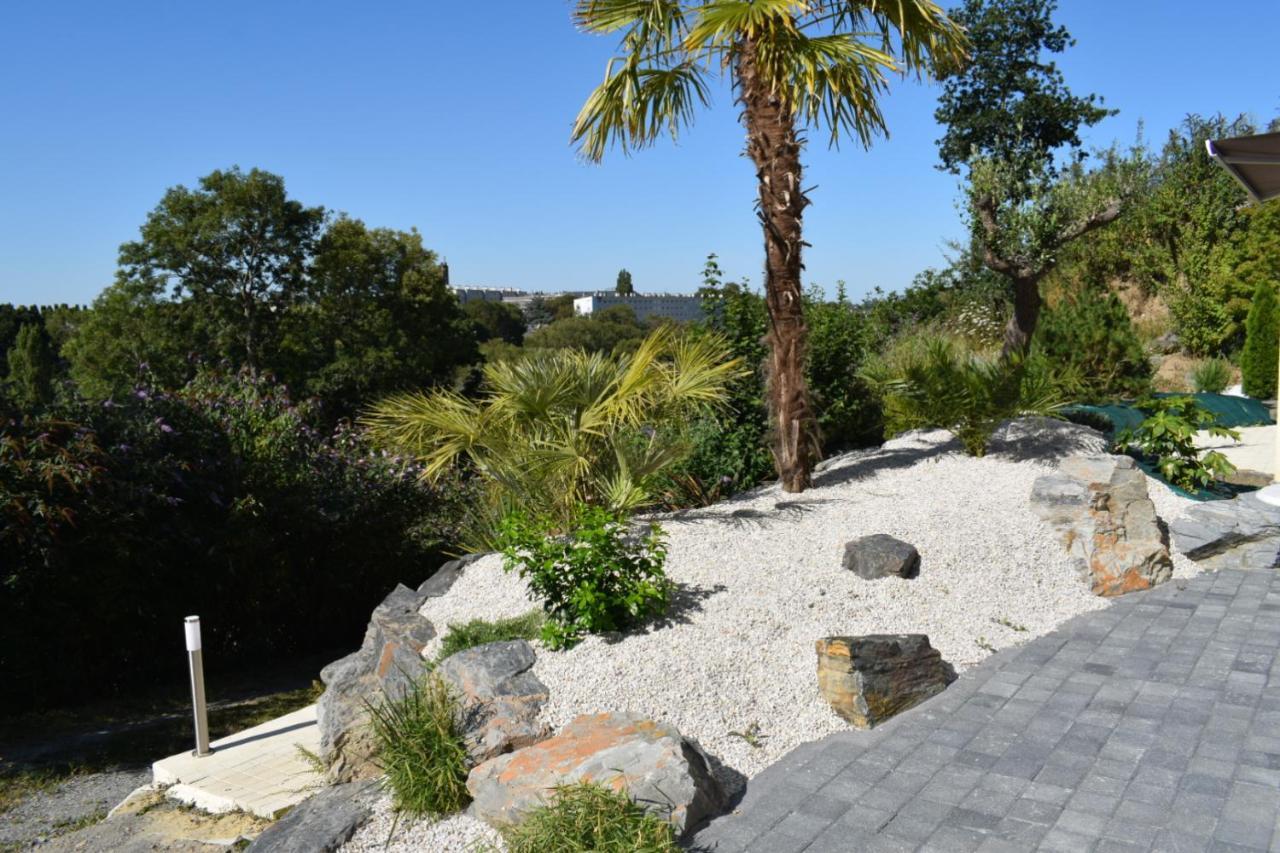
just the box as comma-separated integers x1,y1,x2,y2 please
1114,395,1239,491
1241,279,1279,399
869,338,1067,457
805,284,883,450
1190,358,1233,393
498,505,672,650
437,611,545,660
501,782,678,853
1031,290,1151,402
366,673,470,817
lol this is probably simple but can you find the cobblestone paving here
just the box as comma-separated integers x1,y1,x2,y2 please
690,568,1280,852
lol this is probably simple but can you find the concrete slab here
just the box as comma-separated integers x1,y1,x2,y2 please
1197,424,1275,477
152,705,323,819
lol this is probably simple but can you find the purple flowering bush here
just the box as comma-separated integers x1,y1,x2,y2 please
0,369,471,711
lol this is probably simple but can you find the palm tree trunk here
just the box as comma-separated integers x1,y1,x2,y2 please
736,37,820,493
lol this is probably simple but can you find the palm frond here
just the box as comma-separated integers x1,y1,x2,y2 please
573,61,712,161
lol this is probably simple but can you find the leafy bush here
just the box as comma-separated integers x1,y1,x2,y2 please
364,328,741,540
498,505,672,650
501,782,678,853
805,284,884,451
437,611,545,661
1190,358,1234,393
869,338,1067,457
366,673,470,817
0,370,469,712
1114,395,1239,491
1241,279,1279,399
1031,289,1151,402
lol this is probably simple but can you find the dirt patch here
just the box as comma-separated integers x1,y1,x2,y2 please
1112,279,1172,343
36,789,268,852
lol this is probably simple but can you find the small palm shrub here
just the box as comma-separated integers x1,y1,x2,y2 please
1241,279,1279,399
867,338,1069,457
363,328,742,542
501,782,678,853
1190,358,1233,393
366,673,470,817
437,611,545,661
1031,289,1151,402
1115,395,1240,491
498,504,672,650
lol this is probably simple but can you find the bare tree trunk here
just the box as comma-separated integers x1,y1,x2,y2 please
737,38,820,493
1000,276,1042,359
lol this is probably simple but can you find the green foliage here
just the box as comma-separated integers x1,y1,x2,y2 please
465,299,527,346
1115,396,1239,491
1241,278,1279,399
805,283,883,450
498,505,671,650
0,370,469,712
615,269,634,296
6,324,56,410
364,328,742,536
366,673,470,817
1190,358,1234,394
501,782,678,853
935,0,1114,176
870,338,1067,456
437,611,545,661
523,307,649,355
1031,289,1151,402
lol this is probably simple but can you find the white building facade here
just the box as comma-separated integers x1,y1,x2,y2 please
572,292,704,324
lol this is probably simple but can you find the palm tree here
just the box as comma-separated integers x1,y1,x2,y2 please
571,1,967,492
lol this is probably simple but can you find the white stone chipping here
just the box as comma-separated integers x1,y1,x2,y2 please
341,418,1201,852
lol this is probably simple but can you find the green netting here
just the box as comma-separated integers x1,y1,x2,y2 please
1061,392,1273,502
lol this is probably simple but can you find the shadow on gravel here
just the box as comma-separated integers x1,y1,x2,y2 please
813,442,952,489
663,498,834,528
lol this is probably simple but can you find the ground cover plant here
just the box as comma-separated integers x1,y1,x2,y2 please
436,611,545,661
1115,395,1239,491
499,782,678,853
366,673,470,817
498,505,672,650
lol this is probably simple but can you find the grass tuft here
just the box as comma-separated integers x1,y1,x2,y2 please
501,782,679,853
437,611,545,661
366,673,470,817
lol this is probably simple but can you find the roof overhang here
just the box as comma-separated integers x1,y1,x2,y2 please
1206,130,1280,203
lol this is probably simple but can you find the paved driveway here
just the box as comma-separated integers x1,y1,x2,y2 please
691,567,1280,852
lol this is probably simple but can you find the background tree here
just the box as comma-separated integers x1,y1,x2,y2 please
615,268,634,295
1242,279,1279,400
935,0,1123,356
116,167,325,371
6,323,56,410
465,299,527,345
524,304,649,354
572,0,967,492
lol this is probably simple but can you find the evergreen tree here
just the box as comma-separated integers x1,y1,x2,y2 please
1242,279,1279,399
615,268,634,296
7,323,55,409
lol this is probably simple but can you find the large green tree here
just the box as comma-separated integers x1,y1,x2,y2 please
572,0,966,492
934,0,1125,356
615,268,634,295
6,324,56,410
116,167,325,371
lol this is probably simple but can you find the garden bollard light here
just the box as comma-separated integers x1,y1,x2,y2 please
185,615,212,757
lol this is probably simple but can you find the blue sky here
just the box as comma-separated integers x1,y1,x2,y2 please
1,1,1276,306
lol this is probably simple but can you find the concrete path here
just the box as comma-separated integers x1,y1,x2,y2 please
1198,425,1275,478
691,567,1280,852
152,705,322,819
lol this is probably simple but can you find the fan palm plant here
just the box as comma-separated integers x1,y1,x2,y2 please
362,328,743,541
571,1,968,492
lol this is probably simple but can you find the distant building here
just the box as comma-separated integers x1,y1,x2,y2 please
452,286,526,304
573,292,703,324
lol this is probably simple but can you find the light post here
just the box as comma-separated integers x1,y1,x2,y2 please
1206,131,1280,505
185,615,212,757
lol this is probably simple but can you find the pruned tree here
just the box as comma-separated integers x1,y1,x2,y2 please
571,1,967,492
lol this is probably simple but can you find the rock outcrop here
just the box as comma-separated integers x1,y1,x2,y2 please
816,635,954,729
245,780,377,853
841,534,920,580
1031,454,1173,596
316,584,435,782
466,712,724,837
437,640,552,763
1170,490,1280,570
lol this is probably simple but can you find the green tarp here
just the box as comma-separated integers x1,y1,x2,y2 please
1062,392,1274,502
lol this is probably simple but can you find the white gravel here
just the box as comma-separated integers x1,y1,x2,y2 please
342,797,505,852
343,418,1201,851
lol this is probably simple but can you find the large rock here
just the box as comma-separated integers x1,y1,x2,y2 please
816,635,954,729
1031,454,1173,596
466,712,724,837
316,583,435,782
245,780,376,853
418,553,484,598
841,534,920,580
1170,490,1280,570
438,640,552,763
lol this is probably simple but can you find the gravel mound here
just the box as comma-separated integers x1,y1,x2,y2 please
344,419,1199,851
341,798,503,852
